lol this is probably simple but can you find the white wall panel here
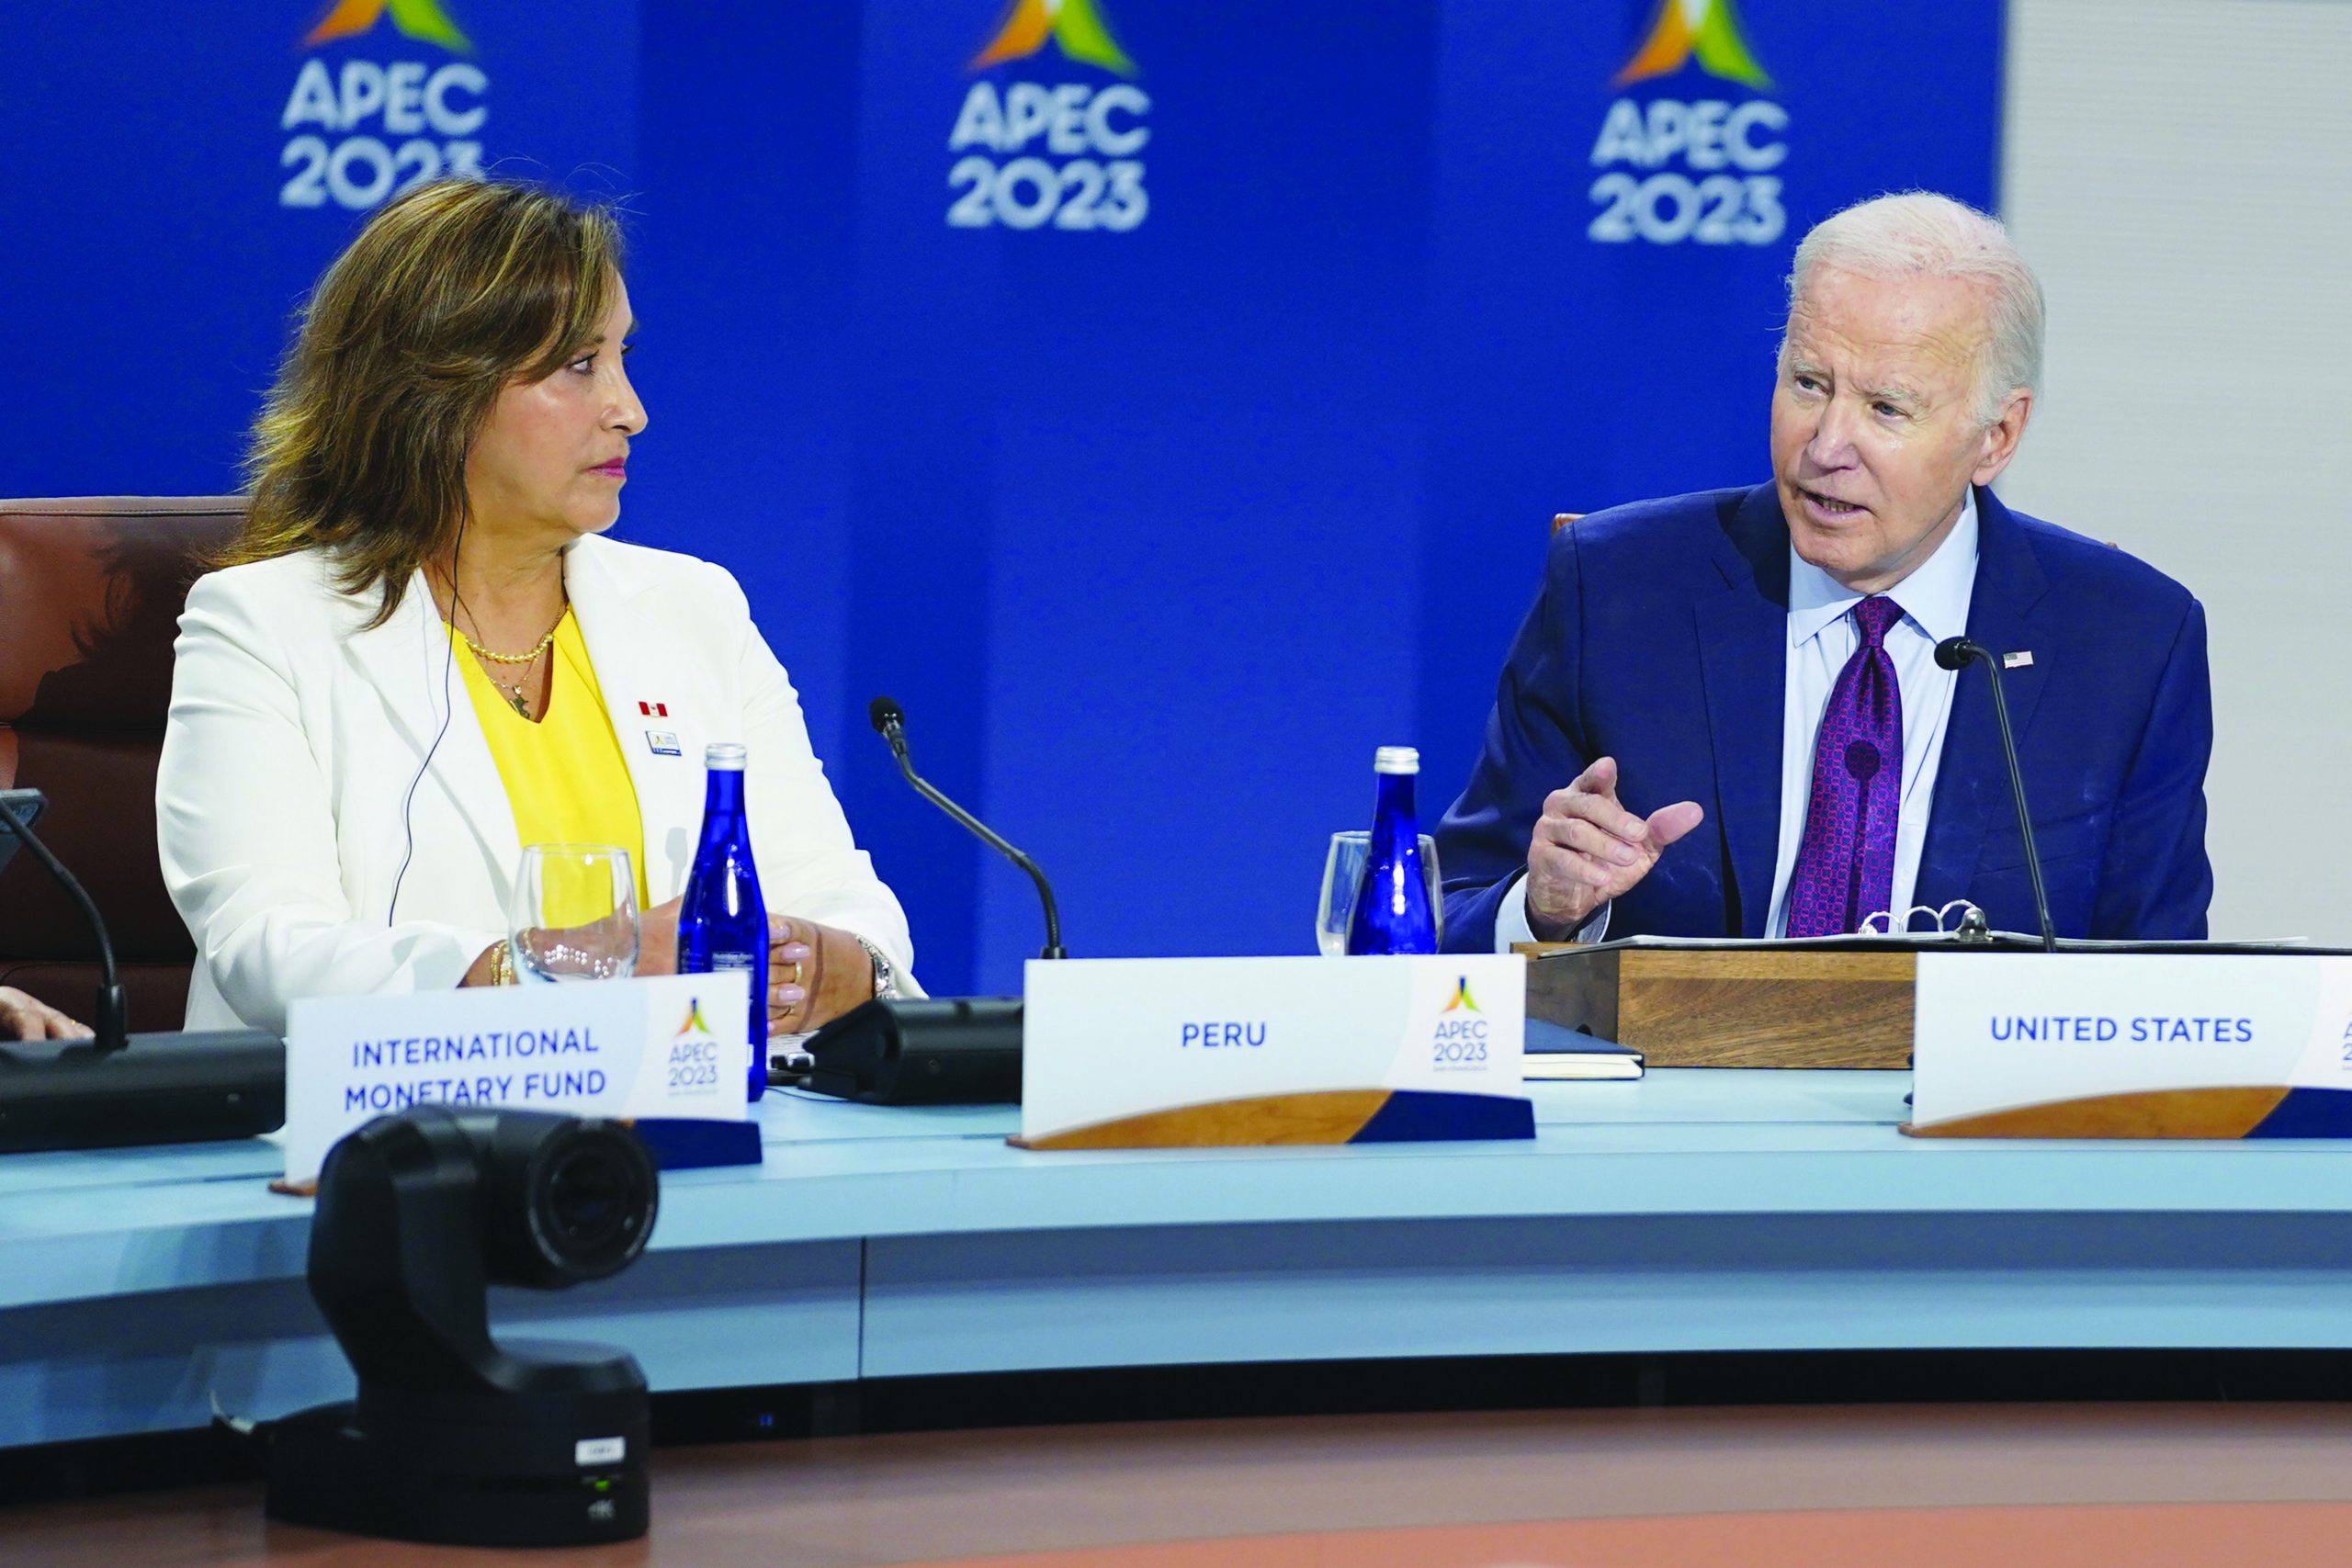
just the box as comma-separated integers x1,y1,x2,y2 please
2002,0,2352,940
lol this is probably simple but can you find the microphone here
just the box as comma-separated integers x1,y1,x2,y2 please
868,696,1065,960
0,786,283,1151
1933,637,2057,953
0,788,127,1051
785,698,1061,1106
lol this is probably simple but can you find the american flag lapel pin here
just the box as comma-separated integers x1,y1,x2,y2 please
2003,651,2033,670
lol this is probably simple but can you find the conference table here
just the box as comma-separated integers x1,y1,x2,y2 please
7,1067,2352,1452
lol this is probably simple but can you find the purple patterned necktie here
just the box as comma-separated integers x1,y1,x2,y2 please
1786,595,1905,938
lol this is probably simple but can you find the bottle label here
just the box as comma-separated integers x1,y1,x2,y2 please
708,953,756,972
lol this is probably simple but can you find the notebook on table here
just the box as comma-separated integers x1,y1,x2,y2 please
1523,1018,1644,1081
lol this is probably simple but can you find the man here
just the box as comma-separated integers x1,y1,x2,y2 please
1438,192,2211,950
0,987,89,1039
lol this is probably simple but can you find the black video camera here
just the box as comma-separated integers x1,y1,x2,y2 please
265,1105,659,1547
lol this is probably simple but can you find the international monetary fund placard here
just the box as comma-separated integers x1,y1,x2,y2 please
283,973,752,1181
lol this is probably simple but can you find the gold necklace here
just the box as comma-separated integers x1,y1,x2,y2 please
484,670,535,718
461,609,564,718
462,620,560,664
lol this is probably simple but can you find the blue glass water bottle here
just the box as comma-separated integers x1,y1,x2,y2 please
678,742,770,1100
1347,746,1437,955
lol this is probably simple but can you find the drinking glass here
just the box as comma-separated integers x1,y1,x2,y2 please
1317,831,1442,955
509,843,639,983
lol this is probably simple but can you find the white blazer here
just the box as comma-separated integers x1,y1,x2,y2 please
157,534,914,1034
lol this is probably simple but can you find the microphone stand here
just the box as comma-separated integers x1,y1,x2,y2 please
873,707,1066,960
1933,639,2057,953
0,789,127,1050
0,786,283,1152
785,699,1065,1105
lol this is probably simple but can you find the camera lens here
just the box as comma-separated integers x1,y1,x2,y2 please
519,1121,657,1283
548,1145,634,1251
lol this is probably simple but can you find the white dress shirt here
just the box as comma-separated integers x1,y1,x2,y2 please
1494,491,1979,948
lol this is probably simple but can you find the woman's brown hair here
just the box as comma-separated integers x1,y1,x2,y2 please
227,177,622,626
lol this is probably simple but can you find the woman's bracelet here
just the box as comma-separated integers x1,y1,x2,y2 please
492,940,515,987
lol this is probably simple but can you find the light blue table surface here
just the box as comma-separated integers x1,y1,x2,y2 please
6,1070,2351,1450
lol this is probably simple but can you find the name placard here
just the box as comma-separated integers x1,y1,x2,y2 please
284,973,752,1180
1910,953,2352,1137
1016,954,1532,1149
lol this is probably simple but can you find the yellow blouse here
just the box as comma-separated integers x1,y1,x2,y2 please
454,609,651,916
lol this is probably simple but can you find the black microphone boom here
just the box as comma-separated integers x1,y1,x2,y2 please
868,695,1066,960
0,788,126,1051
786,698,1061,1106
0,787,283,1152
1933,637,2057,953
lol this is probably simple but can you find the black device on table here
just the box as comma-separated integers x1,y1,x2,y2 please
0,787,283,1153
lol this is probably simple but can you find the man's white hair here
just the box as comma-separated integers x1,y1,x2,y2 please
1784,191,2045,426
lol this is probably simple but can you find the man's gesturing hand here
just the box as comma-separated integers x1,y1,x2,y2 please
1525,758,1704,940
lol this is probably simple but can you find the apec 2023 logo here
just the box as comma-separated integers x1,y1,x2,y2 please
1431,977,1488,1067
277,0,490,211
665,998,726,1092
1586,0,1789,246
945,0,1152,232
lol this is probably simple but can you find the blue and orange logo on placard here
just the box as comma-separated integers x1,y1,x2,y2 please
303,0,473,52
677,998,712,1037
970,0,1137,75
1442,978,1480,1014
1615,0,1770,89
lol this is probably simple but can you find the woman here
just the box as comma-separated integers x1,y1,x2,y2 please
157,178,911,1037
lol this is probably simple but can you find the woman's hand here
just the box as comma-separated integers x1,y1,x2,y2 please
564,897,871,1032
464,898,678,987
636,897,683,976
766,918,876,1036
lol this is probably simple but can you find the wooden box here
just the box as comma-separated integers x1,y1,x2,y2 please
1519,943,1917,1068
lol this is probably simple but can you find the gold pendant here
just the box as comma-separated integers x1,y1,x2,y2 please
505,686,530,718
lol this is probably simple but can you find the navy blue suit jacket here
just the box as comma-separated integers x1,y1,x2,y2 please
1436,483,2213,949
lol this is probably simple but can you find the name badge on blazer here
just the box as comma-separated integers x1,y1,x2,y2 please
645,730,682,757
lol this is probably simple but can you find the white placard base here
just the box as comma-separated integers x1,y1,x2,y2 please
1017,954,1532,1148
1909,952,2352,1138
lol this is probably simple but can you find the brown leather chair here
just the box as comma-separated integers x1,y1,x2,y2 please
0,497,248,1033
